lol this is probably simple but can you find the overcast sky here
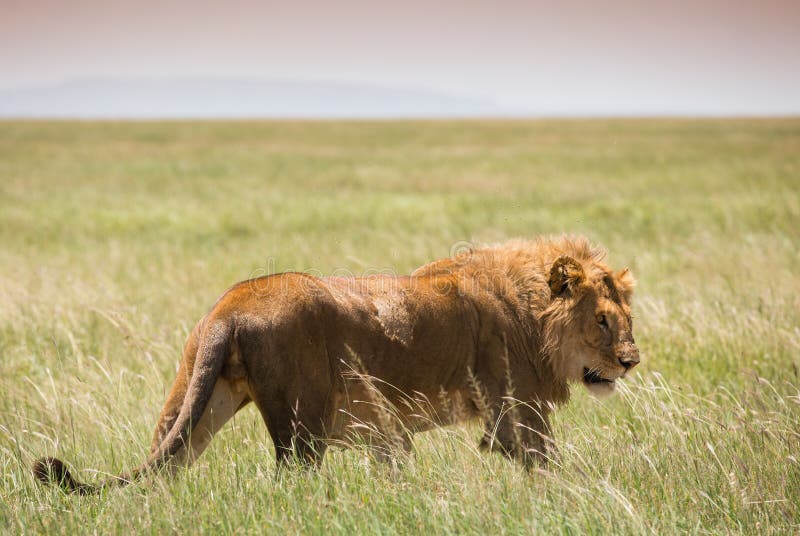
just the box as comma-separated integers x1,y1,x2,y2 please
1,0,798,116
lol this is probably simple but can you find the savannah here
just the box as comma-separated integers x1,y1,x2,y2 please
1,119,798,533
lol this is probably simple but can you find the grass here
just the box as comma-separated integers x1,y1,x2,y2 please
1,118,799,534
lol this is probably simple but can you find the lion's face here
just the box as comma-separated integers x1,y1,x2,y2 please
546,256,639,396
572,284,638,396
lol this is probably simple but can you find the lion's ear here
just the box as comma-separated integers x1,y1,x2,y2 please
616,268,636,301
549,256,586,299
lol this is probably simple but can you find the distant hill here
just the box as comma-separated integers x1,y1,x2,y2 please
0,78,509,118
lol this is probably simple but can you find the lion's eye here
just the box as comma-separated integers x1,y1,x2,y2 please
597,314,608,327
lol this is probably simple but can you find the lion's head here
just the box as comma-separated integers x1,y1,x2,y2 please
542,254,639,396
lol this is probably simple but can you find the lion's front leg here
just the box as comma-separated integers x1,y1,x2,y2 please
479,400,553,469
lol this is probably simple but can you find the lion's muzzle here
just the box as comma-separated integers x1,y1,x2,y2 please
618,341,640,371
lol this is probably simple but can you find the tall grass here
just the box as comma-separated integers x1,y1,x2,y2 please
1,119,798,533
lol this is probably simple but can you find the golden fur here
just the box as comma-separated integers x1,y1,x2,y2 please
33,235,639,493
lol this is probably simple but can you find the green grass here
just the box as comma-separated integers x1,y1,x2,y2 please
1,118,799,534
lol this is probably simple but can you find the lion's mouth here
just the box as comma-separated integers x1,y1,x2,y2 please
583,368,614,385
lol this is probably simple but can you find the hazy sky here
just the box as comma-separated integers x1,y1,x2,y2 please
1,0,799,115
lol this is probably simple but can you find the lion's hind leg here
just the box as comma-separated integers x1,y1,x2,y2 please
252,399,330,471
150,321,203,454
368,430,414,475
168,378,250,469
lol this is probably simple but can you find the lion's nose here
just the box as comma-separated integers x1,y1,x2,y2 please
619,344,640,370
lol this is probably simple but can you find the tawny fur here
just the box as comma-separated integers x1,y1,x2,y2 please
33,235,639,494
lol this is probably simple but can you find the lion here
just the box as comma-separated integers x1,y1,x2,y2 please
33,235,639,494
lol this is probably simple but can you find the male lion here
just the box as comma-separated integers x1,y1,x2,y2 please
33,235,638,494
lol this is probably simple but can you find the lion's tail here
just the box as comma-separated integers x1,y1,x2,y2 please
32,317,233,495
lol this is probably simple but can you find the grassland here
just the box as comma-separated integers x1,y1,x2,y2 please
0,119,798,534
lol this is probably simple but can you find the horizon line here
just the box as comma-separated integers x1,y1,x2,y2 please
2,114,799,121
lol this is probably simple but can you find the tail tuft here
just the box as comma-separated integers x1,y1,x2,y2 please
32,457,91,494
